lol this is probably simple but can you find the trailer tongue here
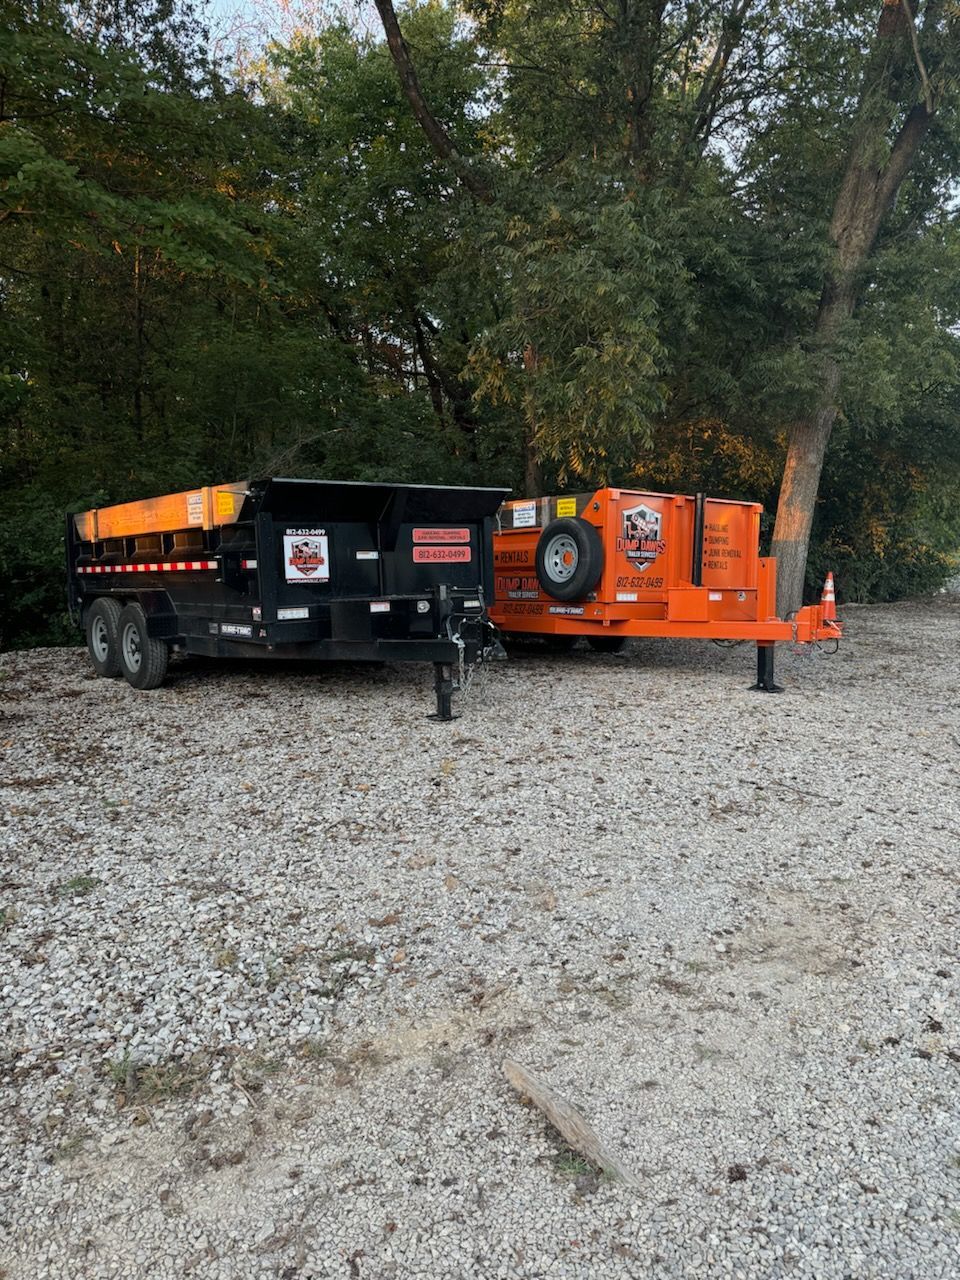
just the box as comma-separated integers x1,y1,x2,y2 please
67,478,508,719
490,487,842,687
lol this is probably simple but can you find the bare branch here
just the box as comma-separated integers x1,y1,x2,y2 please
900,0,935,113
372,0,494,204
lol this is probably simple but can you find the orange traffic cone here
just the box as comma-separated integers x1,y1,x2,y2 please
820,571,837,621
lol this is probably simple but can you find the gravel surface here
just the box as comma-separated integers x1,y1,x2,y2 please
1,599,959,1280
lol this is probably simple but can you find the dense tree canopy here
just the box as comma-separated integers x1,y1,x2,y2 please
2,0,958,646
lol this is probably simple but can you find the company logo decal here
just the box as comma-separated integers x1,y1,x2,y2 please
283,529,330,584
617,503,665,573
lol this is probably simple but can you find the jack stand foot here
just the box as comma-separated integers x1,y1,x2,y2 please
750,643,784,693
427,662,459,721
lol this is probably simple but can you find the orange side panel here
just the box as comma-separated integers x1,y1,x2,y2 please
73,482,248,541
666,588,710,622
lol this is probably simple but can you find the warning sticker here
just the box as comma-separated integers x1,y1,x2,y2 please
187,493,203,526
556,498,577,518
216,490,235,517
413,528,470,544
283,531,330,583
413,547,471,563
512,502,537,529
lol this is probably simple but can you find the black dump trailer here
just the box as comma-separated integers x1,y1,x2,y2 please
66,477,509,718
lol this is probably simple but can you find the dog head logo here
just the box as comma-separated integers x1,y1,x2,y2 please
618,503,665,571
289,538,326,577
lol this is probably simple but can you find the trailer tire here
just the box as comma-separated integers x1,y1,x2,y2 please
84,598,123,678
587,635,625,654
535,518,604,601
117,604,169,690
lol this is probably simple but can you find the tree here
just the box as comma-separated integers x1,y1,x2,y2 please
769,0,958,613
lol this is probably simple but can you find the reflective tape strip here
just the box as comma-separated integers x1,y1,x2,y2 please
77,560,218,574
241,559,258,569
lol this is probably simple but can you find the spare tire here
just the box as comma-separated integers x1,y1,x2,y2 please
535,517,604,601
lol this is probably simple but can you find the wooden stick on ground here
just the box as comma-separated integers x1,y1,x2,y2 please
502,1058,641,1187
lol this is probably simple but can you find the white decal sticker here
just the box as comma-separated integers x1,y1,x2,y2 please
615,591,638,602
187,493,203,526
284,531,330,584
278,607,309,621
512,502,537,528
221,623,253,638
369,601,390,614
356,550,379,560
709,591,722,601
548,605,584,615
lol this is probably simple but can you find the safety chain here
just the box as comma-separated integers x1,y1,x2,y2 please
447,617,498,706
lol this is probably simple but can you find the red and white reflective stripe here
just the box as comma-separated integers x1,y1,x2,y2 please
77,560,219,575
241,559,258,569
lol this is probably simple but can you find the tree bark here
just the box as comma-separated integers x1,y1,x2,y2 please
770,2,936,616
502,1057,640,1186
522,343,545,495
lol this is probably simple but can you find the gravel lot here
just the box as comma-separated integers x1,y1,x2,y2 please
1,599,959,1280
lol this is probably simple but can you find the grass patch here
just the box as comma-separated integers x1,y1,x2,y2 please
300,1039,329,1062
693,1043,723,1064
234,1052,283,1089
54,1132,89,1162
107,1049,208,1105
107,1049,135,1089
552,1146,596,1178
58,875,99,896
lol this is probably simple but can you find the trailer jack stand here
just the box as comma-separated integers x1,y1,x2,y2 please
750,643,783,693
428,662,458,721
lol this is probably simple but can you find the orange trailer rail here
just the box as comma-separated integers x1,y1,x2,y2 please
489,488,841,690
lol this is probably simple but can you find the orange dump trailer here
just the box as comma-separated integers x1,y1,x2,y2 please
489,488,841,690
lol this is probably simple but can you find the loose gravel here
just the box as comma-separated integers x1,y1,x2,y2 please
1,599,959,1280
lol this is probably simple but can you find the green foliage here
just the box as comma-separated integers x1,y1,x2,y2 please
2,0,960,647
466,178,690,483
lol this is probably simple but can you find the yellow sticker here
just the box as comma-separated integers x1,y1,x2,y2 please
216,491,234,517
556,497,577,517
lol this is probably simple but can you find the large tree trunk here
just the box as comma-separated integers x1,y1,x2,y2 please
771,0,937,615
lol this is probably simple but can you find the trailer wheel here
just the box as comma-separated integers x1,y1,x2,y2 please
587,635,625,654
117,604,169,690
84,598,123,678
535,518,604,601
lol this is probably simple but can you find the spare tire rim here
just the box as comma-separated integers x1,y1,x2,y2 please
543,533,579,583
121,622,142,672
91,616,110,663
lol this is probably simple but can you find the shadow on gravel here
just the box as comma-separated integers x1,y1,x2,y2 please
503,635,746,676
158,656,415,702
